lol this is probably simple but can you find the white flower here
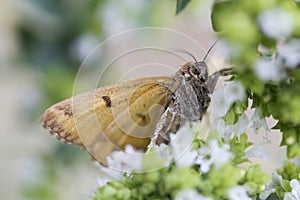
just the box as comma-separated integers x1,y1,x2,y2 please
250,109,270,135
284,179,300,200
144,143,173,170
290,157,300,167
170,126,198,167
230,113,251,139
175,189,212,200
278,39,300,68
224,81,245,106
245,141,270,159
228,186,251,200
150,143,172,163
106,145,144,172
259,172,282,199
197,140,232,173
213,118,232,141
211,88,230,118
258,8,294,39
210,81,245,120
94,162,123,187
254,58,284,82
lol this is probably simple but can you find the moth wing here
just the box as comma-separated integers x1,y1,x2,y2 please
40,76,175,165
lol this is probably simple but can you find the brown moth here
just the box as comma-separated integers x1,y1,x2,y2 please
40,46,231,165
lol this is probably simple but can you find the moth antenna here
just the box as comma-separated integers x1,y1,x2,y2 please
202,40,219,62
181,50,197,63
174,49,197,63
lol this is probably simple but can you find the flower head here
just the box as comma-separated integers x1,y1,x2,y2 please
197,140,232,173
106,145,144,172
258,7,294,39
175,189,212,200
228,186,251,200
284,179,300,200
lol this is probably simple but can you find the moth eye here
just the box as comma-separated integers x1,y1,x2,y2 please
189,67,200,77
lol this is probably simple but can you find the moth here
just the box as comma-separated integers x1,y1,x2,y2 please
40,45,231,165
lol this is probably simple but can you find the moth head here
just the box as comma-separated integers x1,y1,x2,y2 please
192,40,219,82
193,61,208,82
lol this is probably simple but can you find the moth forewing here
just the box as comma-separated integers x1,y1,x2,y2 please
40,76,176,164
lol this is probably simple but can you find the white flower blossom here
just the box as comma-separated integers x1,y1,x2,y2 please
213,118,232,141
249,109,270,135
94,162,123,187
150,143,172,163
106,145,144,172
211,88,230,119
255,58,284,82
211,81,245,120
258,8,294,39
278,39,300,68
260,172,282,199
170,126,198,167
228,186,251,200
245,141,270,159
175,189,212,200
224,81,245,106
290,157,300,167
284,179,300,200
230,113,251,139
197,140,232,173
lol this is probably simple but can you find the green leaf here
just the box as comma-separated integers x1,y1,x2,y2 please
176,0,192,15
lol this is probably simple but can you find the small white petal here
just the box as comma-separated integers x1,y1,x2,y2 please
250,109,270,135
284,193,296,200
230,114,250,138
260,172,282,199
258,8,294,39
245,141,270,159
278,39,300,68
290,179,300,199
255,59,284,82
224,81,245,106
211,88,230,118
170,126,198,167
290,157,300,167
94,162,123,186
228,186,251,200
175,189,212,200
106,145,144,172
259,189,276,200
197,140,232,173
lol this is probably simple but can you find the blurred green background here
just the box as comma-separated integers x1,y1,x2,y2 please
0,1,213,199
0,0,285,200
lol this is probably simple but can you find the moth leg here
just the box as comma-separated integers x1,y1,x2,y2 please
148,107,170,148
148,103,181,148
207,68,232,93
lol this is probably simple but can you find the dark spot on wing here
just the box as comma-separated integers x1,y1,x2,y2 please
136,113,146,122
102,96,112,107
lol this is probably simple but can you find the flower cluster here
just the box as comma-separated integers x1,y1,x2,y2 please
92,83,271,199
92,0,300,199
